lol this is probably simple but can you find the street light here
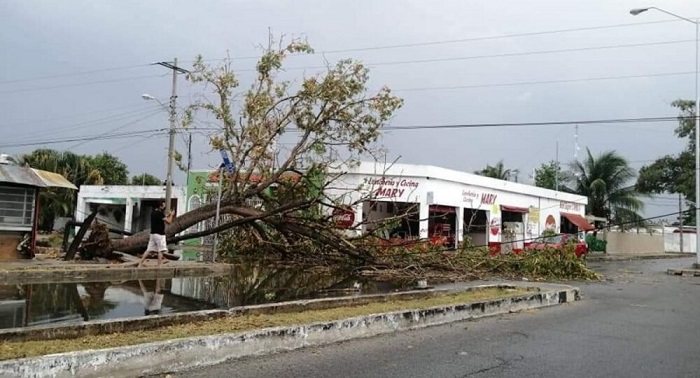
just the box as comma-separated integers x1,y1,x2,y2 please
631,7,700,265
142,93,168,110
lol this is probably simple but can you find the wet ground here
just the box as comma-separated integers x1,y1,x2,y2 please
0,262,415,330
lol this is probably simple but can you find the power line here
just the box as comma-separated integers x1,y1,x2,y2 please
202,19,684,61
391,71,695,93
0,129,167,149
381,116,689,131
184,115,688,134
0,19,684,91
0,64,150,85
4,106,162,143
0,74,164,95
2,102,156,127
66,111,164,150
232,39,696,72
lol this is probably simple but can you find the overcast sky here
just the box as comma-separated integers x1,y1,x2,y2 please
1,0,698,219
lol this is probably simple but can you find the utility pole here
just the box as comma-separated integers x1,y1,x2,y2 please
679,193,684,253
555,140,559,191
574,124,579,161
153,58,189,214
187,134,192,173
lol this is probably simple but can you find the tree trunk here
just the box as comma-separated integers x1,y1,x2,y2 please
111,200,313,254
65,208,98,260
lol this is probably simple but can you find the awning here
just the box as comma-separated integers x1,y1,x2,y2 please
31,169,78,190
501,205,528,214
562,212,595,231
429,205,456,214
0,164,46,187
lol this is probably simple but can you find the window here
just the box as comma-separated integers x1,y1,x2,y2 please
0,186,35,230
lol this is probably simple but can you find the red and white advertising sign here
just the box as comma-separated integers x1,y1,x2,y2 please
332,207,355,229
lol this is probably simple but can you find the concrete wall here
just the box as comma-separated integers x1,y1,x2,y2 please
664,229,697,254
605,232,664,254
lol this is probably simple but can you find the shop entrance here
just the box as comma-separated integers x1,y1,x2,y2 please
363,201,420,240
501,206,528,252
463,208,488,248
560,212,594,237
428,205,457,249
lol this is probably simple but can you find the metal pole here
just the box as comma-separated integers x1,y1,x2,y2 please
694,20,700,263
555,140,559,191
165,57,178,214
212,166,224,262
679,193,684,253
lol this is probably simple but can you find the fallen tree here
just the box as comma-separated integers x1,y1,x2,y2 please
87,36,405,261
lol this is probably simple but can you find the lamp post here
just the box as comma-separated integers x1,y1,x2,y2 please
631,7,700,264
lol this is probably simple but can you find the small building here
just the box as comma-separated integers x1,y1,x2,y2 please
0,163,77,259
327,162,593,252
75,185,187,237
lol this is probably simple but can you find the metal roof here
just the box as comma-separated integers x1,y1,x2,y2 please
0,164,47,188
31,169,78,190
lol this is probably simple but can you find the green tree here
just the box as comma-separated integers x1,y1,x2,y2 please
90,152,129,185
637,99,696,224
534,161,568,190
108,36,404,258
475,160,519,181
131,173,162,185
21,149,103,230
569,148,644,228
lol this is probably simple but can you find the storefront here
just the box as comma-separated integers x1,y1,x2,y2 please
327,162,592,252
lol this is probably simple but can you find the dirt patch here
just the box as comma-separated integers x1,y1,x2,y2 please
0,287,531,361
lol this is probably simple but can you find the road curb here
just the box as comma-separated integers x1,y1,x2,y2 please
0,285,580,378
666,268,700,277
587,253,694,262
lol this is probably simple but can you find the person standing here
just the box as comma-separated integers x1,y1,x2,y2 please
138,201,175,267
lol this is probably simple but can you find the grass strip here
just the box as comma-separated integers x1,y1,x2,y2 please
0,287,531,361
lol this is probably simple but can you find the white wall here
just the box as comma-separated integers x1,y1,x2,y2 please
664,227,697,253
326,162,589,245
75,185,187,235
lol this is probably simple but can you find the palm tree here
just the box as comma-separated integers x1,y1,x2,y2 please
569,149,644,228
21,149,103,230
475,160,519,181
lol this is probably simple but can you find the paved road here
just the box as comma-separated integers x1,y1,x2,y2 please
167,258,700,378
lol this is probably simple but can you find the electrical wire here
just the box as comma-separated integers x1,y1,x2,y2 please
0,64,151,85
0,74,165,95
231,39,696,72
198,19,684,61
187,115,689,134
4,106,162,143
0,129,167,149
391,71,695,93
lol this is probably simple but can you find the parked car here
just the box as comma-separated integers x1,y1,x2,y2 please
526,234,588,258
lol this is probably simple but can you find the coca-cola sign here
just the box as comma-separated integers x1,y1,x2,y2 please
332,207,355,229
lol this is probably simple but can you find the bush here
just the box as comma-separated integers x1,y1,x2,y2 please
585,234,607,252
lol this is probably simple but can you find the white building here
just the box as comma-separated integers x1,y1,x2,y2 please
328,162,592,252
75,185,187,236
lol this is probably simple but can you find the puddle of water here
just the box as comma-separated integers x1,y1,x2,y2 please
0,261,414,330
